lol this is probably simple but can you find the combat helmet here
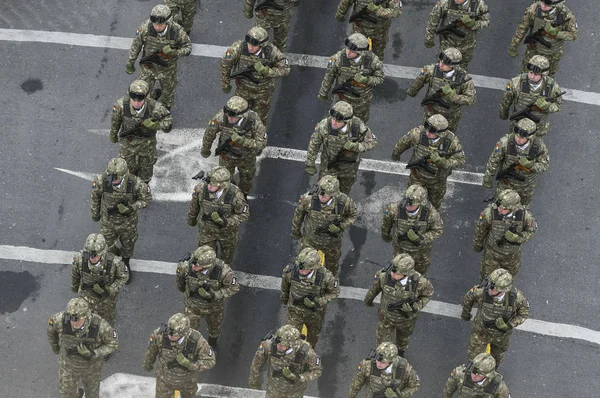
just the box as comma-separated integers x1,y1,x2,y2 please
439,47,462,66
84,233,107,259
318,175,340,196
472,353,496,377
345,33,369,54
275,324,300,346
296,247,321,270
329,101,353,121
224,96,249,117
106,157,129,183
66,297,91,321
129,80,149,100
150,4,171,24
246,26,268,46
404,184,427,207
542,0,564,6
167,313,190,336
425,114,449,134
391,253,415,275
207,166,231,189
191,245,217,267
496,189,520,211
514,118,537,138
488,268,513,293
527,55,550,75
375,342,398,363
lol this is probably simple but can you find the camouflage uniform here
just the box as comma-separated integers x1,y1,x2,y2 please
187,167,250,264
71,234,128,326
335,0,403,61
249,325,323,397
90,158,152,263
509,1,578,76
165,0,199,34
291,176,358,275
126,13,192,109
305,105,377,194
143,314,216,398
392,117,465,209
381,191,444,275
280,248,340,347
202,98,268,195
176,246,240,345
244,0,297,51
482,132,549,207
220,27,291,124
425,0,490,70
461,270,530,367
364,254,434,354
319,39,385,123
443,359,510,398
498,72,563,137
109,84,173,183
47,298,118,398
473,194,537,278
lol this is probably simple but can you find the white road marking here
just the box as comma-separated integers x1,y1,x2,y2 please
2,244,599,346
1,28,599,106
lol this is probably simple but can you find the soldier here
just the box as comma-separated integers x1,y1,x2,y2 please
424,0,490,71
47,298,118,398
201,96,267,195
364,253,434,357
249,325,322,397
220,26,290,125
473,189,537,278
381,185,444,275
291,175,358,275
318,33,385,123
176,245,240,348
280,247,340,347
143,313,216,398
508,0,578,76
335,0,403,61
125,4,192,110
391,114,465,209
498,55,563,137
443,353,510,398
91,157,152,284
348,342,420,398
305,101,377,194
244,0,298,52
461,268,530,367
187,166,250,264
71,233,128,326
165,0,198,35
109,79,173,183
482,118,549,207
406,47,476,133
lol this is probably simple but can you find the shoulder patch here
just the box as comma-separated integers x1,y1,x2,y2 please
373,272,379,281
225,49,232,59
48,317,54,326
72,256,76,266
232,277,237,285
419,68,425,75
384,208,390,216
506,83,511,91
92,180,98,189
358,363,362,370
494,144,500,153
328,58,333,67
242,205,248,213
113,329,117,339
135,28,141,36
316,356,320,365
478,213,484,222
333,279,339,288
112,105,117,113
259,343,264,351
208,347,214,356
209,119,216,127
469,286,476,295
148,334,154,345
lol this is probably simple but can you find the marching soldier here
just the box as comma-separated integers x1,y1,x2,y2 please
318,33,385,123
281,247,340,347
364,254,434,357
443,353,510,397
165,0,199,35
391,114,465,209
244,0,298,51
305,101,377,194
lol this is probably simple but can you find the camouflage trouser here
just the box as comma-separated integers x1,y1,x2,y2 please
165,0,199,34
82,297,118,327
521,47,563,77
139,64,178,109
376,311,417,352
184,304,225,338
219,154,257,195
496,179,535,208
333,94,372,123
101,216,138,259
286,305,326,347
319,166,358,195
480,247,522,279
468,326,512,368
424,106,462,134
301,238,342,275
266,384,305,398
119,137,157,183
198,229,239,265
58,358,102,398
392,246,432,275
408,173,447,210
255,10,293,52
509,118,550,137
236,86,274,125
155,373,198,398
440,39,477,71
352,23,390,61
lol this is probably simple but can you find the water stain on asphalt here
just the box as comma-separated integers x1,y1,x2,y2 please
0,271,40,314
373,78,406,103
20,78,43,95
392,32,404,61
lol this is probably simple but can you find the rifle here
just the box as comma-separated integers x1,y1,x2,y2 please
483,315,513,333
436,10,490,38
214,133,245,158
387,297,419,319
81,283,109,298
398,225,424,247
509,91,566,123
524,18,571,49
139,43,185,67
292,295,320,312
327,130,369,169
373,383,400,398
495,162,527,183
420,78,472,109
405,149,462,174
230,59,283,85
331,69,373,97
349,0,387,24
106,200,133,216
118,113,171,139
315,219,342,237
255,0,284,11
496,224,520,247
483,192,495,203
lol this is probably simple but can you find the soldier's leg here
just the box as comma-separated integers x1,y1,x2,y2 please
479,248,502,280
100,223,120,256
139,66,157,98
547,51,563,77
117,222,138,259
446,110,462,133
184,306,202,331
395,319,417,354
520,48,536,73
238,157,257,195
119,142,140,177
205,309,225,340
467,330,489,360
80,363,102,398
351,99,372,123
159,69,178,109
95,301,117,327
376,314,395,345
272,19,292,52
179,382,200,398
155,373,175,398
458,45,476,71
197,233,217,250
502,251,522,277
219,232,239,265
305,313,325,347
218,155,238,183
410,249,432,275
323,242,342,276
426,181,447,210
136,142,158,183
58,361,80,398
253,94,272,126
490,336,511,367
336,173,357,195
180,1,198,34
536,119,550,137
285,307,307,335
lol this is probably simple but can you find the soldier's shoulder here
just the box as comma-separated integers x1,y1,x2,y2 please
48,311,63,327
367,52,383,67
72,251,84,264
92,175,104,191
282,263,294,274
525,2,538,15
192,182,206,195
314,118,329,132
229,40,244,52
450,364,467,379
136,21,150,34
423,64,435,73
114,97,126,108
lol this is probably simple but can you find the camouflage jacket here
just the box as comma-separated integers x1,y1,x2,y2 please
425,0,490,46
498,74,562,121
187,182,249,233
280,264,340,311
176,259,240,309
443,364,510,398
472,204,537,255
407,64,476,112
128,20,191,68
348,355,420,398
381,201,444,251
109,95,173,142
202,109,267,159
336,0,403,29
90,174,152,222
71,251,128,302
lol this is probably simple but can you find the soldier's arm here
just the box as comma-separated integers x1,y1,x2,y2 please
462,286,482,314
452,77,476,105
174,26,192,56
357,122,377,152
109,100,125,141
398,360,420,397
548,82,563,113
472,208,492,252
214,267,240,300
473,0,490,30
483,138,507,182
187,185,202,226
46,313,61,350
220,41,242,89
106,256,128,295
447,136,466,168
143,330,161,368
376,0,402,19
318,55,340,97
392,128,418,158
557,10,578,41
496,379,511,398
176,262,187,293
340,196,358,230
510,5,535,47
381,204,395,242
202,113,222,152
519,210,537,244
348,360,369,398
70,254,82,293
244,0,257,10
267,47,291,78
367,56,385,87
442,366,464,398
133,180,152,209
128,23,147,62
335,0,353,20
251,116,268,150
229,190,250,225
306,123,325,167
531,142,549,173
320,272,340,305
422,207,443,245
299,347,322,382
406,65,432,97
96,320,119,357
192,339,217,372
248,342,269,386
280,266,292,304
291,196,310,237
364,272,383,304
415,277,434,310
424,1,443,43
510,291,530,329
90,175,103,221
498,80,517,120
152,101,173,131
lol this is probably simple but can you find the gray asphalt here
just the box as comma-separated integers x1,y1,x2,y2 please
1,0,599,397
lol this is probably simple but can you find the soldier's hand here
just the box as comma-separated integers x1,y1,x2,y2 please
534,97,551,112
109,135,118,144
142,363,154,372
282,367,299,383
51,344,60,355
482,178,493,189
518,156,535,170
382,233,392,243
461,311,472,321
176,352,193,369
231,131,251,146
544,22,559,37
430,151,451,168
305,164,317,176
461,14,476,28
343,141,360,152
328,223,342,235
303,297,316,308
142,118,161,130
222,85,232,94
507,46,518,58
77,343,94,358
391,152,401,161
504,230,521,244
92,284,105,295
210,212,225,225
472,245,483,253
335,14,345,22
385,387,399,398
364,297,374,307
201,148,212,158
411,301,423,311
441,84,456,98
353,72,369,84
401,303,413,313
125,60,136,75
406,89,417,98
254,61,271,76
424,40,435,49
197,287,213,300
407,228,422,243
367,2,379,12
249,381,261,390
92,214,101,222
290,231,302,240
495,317,512,331
117,203,132,215
162,45,178,56
244,8,254,19
318,94,329,102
